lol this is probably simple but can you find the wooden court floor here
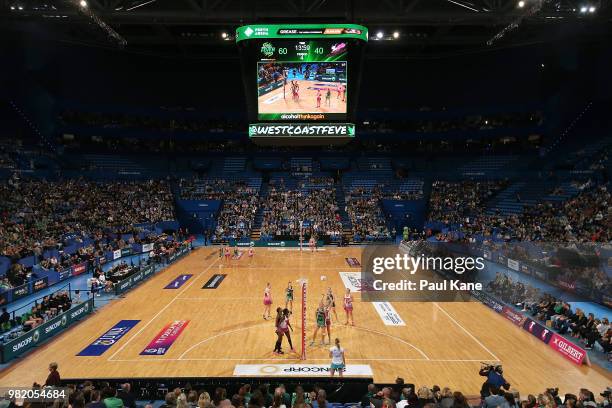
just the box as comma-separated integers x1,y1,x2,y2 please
258,80,346,114
1,247,610,395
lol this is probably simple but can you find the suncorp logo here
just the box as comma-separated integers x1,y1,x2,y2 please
12,336,34,352
45,319,64,334
71,305,87,319
283,366,340,373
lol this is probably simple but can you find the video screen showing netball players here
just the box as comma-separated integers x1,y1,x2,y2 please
257,61,347,121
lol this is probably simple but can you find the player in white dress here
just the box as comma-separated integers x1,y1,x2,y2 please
329,338,346,377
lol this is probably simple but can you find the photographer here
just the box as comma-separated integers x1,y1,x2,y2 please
479,364,510,398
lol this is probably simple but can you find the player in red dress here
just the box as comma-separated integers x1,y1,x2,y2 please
273,307,284,354
263,283,272,320
223,245,231,264
308,236,316,252
248,246,254,264
293,81,300,101
281,308,294,352
316,91,322,108
343,288,354,326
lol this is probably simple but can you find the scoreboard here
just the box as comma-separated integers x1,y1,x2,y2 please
236,24,368,144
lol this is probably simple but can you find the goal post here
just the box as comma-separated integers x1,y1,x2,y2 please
299,278,307,360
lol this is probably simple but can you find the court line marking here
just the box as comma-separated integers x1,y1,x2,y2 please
177,321,430,361
433,302,500,361
107,358,493,362
176,297,262,300
106,256,221,361
178,322,270,359
350,325,430,360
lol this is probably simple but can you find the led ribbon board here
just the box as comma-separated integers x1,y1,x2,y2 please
236,24,369,42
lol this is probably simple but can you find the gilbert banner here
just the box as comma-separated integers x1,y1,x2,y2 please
549,333,590,366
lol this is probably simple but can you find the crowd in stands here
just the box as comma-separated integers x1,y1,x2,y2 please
427,180,508,232
487,272,611,358
0,228,178,290
0,289,72,337
60,110,242,133
179,178,260,242
260,179,342,240
428,181,609,243
345,189,391,242
345,185,423,242
360,111,544,134
8,370,611,408
0,177,175,287
427,179,610,298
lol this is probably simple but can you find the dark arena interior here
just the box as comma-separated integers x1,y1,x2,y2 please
0,1,611,408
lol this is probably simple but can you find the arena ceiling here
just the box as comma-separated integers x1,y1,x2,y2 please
1,0,611,57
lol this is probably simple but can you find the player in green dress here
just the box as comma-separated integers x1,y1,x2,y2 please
285,281,294,312
310,301,328,346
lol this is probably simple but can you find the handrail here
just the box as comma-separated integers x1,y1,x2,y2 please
8,282,72,321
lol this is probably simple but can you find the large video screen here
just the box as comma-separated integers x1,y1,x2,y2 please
257,61,347,121
255,39,349,121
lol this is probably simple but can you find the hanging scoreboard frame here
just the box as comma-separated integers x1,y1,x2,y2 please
237,24,368,144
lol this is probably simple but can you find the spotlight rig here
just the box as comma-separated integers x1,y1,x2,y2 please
487,0,544,46
71,0,127,47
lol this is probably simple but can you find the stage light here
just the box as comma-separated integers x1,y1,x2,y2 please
376,31,384,39
79,0,87,7
579,6,587,12
10,5,15,9
221,32,228,39
518,1,525,8
393,31,400,39
18,5,23,9
589,6,595,12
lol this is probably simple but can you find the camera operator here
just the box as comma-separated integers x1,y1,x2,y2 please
479,364,510,398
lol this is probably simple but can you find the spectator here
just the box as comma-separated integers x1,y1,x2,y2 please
484,387,509,408
86,390,106,408
312,390,328,408
117,383,136,408
452,392,470,408
362,384,378,408
102,387,124,408
44,362,61,387
416,387,434,408
438,388,454,408
161,392,178,408
198,393,212,408
270,389,286,408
